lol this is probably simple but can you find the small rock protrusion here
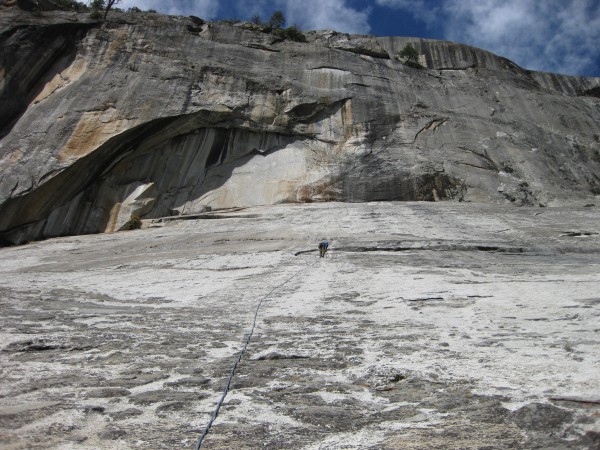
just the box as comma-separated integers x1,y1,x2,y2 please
98,427,127,440
65,435,88,442
189,15,205,26
80,405,105,414
109,408,143,421
511,402,573,431
86,387,131,398
581,431,600,449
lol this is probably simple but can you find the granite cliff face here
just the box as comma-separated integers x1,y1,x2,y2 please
1,6,599,244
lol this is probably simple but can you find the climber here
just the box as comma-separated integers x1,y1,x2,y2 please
318,239,329,258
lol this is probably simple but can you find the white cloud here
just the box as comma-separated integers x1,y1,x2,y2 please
282,0,371,33
374,0,437,26
442,0,600,76
117,0,220,18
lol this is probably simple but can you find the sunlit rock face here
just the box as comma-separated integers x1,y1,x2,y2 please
1,6,599,244
1,201,599,448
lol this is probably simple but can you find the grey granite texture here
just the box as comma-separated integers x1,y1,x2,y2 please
0,202,599,448
0,8,599,244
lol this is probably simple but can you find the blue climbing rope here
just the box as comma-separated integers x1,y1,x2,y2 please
195,256,314,449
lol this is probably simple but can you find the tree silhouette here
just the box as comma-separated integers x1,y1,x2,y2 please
269,10,285,29
103,0,121,20
90,0,122,20
399,44,423,69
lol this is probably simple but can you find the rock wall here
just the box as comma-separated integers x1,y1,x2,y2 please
1,7,599,244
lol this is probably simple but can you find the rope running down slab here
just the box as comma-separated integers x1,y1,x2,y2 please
195,256,314,449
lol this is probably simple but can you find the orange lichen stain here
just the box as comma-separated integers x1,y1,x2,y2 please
294,180,340,203
1,148,24,166
33,59,88,104
33,74,66,104
58,109,132,161
342,98,353,140
106,202,122,233
103,28,129,62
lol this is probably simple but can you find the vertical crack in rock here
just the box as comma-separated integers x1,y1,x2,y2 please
204,130,229,168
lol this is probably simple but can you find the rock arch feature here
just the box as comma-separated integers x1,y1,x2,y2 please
0,8,599,245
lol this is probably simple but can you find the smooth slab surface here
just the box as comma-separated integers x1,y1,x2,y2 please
1,202,599,449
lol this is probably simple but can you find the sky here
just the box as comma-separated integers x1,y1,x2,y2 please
115,0,600,77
